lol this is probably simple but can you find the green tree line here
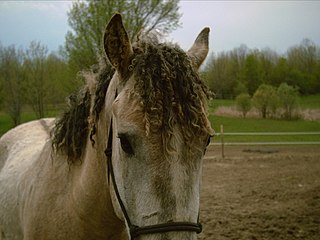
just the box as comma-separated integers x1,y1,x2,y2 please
204,39,320,98
0,0,181,126
1,0,319,126
0,42,74,125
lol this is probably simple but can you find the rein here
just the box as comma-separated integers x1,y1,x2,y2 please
105,112,202,239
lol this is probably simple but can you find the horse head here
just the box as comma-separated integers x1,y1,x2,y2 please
103,14,213,239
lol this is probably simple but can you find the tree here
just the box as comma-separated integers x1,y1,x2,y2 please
240,52,263,95
259,48,278,86
287,39,320,94
252,84,278,119
271,57,289,86
0,45,25,125
277,83,299,119
202,40,320,98
0,43,3,110
24,41,49,119
204,50,244,98
234,81,248,96
45,53,75,105
204,52,234,98
65,0,181,73
235,93,251,118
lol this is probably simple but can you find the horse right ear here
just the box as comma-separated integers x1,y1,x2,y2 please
187,27,210,70
104,13,133,80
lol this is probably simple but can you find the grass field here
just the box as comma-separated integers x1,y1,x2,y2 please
208,94,320,143
210,115,320,143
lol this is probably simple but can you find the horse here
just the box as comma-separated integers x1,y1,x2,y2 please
0,14,213,240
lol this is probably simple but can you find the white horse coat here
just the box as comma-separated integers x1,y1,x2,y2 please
0,119,54,240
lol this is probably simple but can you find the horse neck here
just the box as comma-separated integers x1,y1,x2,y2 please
68,76,125,236
73,74,117,194
67,120,126,238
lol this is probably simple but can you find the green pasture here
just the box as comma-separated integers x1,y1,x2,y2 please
208,94,320,143
210,115,320,143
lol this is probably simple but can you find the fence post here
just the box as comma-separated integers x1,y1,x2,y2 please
220,124,225,158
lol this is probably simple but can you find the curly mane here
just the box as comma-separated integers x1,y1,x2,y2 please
51,38,211,163
130,40,212,148
51,61,115,163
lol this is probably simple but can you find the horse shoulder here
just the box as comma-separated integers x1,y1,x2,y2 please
0,118,55,240
0,118,54,173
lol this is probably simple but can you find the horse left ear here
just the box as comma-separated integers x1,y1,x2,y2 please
104,13,133,80
187,27,210,69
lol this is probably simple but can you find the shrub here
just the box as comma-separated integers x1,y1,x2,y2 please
277,83,299,119
235,93,251,118
252,84,279,118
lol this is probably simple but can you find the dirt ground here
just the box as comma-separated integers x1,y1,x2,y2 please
199,145,320,240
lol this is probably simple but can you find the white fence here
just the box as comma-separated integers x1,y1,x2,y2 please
210,131,320,146
209,128,320,158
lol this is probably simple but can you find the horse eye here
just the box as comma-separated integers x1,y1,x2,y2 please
118,134,134,155
204,136,212,154
206,136,211,147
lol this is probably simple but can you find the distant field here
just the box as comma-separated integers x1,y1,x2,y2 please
210,94,320,110
1,95,319,140
210,115,320,143
209,94,320,143
210,115,320,133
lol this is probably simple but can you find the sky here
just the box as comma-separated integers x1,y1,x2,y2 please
0,1,320,56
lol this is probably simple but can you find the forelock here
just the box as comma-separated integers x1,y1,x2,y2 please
128,40,212,145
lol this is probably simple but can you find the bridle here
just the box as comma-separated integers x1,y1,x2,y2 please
104,113,203,239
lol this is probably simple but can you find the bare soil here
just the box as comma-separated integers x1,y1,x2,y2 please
199,145,320,240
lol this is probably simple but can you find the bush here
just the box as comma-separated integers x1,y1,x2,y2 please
252,84,279,118
277,83,299,119
235,93,251,118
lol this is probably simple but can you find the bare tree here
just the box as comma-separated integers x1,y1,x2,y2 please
24,41,49,119
0,45,25,125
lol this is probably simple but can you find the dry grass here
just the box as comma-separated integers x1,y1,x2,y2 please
213,106,320,121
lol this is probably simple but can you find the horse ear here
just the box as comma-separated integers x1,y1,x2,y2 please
187,27,210,69
104,13,133,79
